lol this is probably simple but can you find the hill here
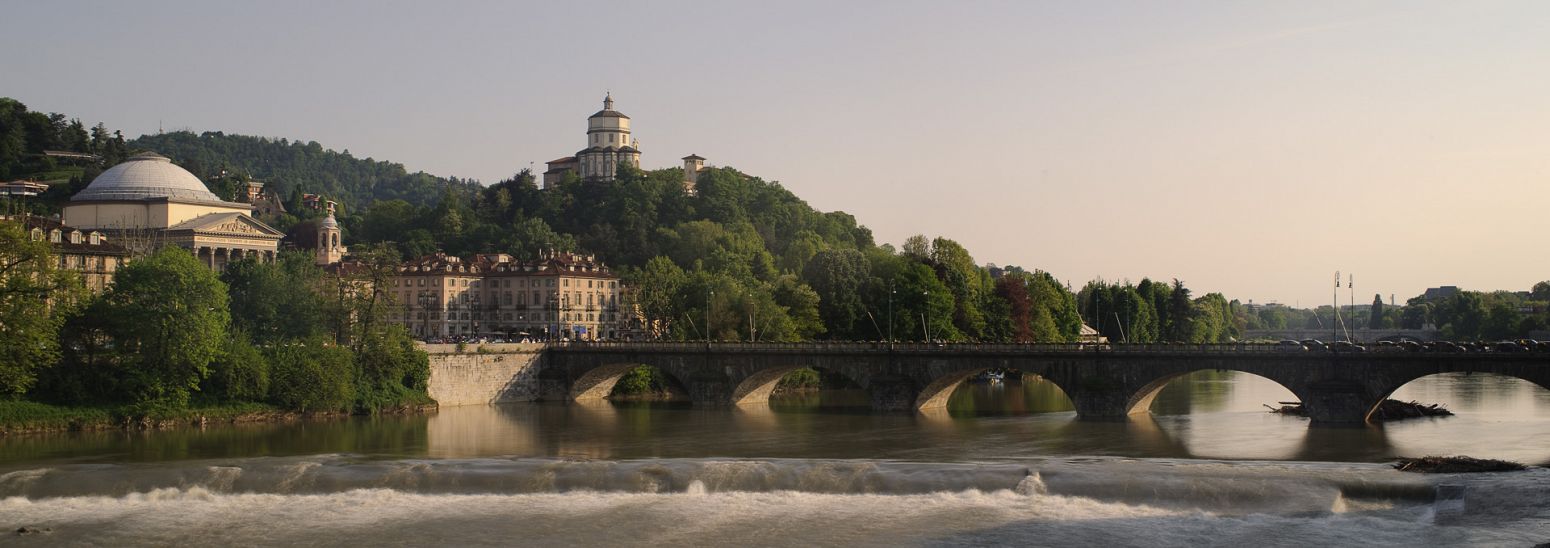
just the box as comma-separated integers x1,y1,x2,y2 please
129,131,480,213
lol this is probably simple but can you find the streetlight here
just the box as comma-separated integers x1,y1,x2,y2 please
887,283,895,344
921,290,930,342
744,292,757,342
706,289,714,344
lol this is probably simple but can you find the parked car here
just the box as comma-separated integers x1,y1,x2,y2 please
1274,340,1306,352
1299,339,1328,352
1330,341,1367,353
1493,341,1526,353
1398,340,1423,352
1426,341,1466,353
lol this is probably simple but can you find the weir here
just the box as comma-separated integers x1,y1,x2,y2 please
424,342,1550,426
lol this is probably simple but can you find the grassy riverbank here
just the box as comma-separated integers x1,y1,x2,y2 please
0,399,433,435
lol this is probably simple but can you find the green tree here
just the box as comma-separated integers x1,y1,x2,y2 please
267,338,355,412
625,256,688,338
1369,294,1384,330
93,247,230,406
802,248,870,339
0,221,83,397
222,253,327,345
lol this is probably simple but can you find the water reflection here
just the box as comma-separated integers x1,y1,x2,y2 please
6,372,1550,467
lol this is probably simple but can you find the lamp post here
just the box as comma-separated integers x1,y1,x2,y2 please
706,289,714,345
744,292,756,342
921,290,930,342
888,283,895,344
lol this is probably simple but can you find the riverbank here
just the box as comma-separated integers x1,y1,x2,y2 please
0,400,438,436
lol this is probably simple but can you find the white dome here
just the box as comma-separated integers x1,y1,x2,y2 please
72,152,223,203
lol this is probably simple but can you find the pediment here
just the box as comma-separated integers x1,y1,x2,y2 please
170,212,285,238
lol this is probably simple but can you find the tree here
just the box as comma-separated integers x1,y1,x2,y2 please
625,256,687,338
0,221,83,397
1165,279,1195,342
1532,281,1550,302
92,247,230,406
1369,294,1384,330
802,249,870,339
223,253,327,345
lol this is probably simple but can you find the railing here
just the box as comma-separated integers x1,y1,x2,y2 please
548,340,1550,357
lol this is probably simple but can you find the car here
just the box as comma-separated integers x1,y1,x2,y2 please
1427,341,1466,353
1274,340,1306,352
1330,341,1367,353
1299,339,1328,352
1398,340,1423,352
1493,341,1526,353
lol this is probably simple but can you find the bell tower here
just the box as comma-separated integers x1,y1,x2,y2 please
315,205,346,266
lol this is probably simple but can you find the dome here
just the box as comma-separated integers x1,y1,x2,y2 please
72,152,224,203
319,213,339,229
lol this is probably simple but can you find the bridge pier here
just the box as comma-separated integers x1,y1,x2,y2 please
868,376,920,412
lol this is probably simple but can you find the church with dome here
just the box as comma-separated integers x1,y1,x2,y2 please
61,151,284,269
543,93,708,193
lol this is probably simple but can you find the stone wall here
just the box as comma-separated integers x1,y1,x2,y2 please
424,343,546,406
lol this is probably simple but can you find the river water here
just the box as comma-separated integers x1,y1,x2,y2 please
3,371,1549,546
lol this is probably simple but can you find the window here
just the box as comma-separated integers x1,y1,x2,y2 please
563,279,569,287
50,230,61,243
89,233,100,245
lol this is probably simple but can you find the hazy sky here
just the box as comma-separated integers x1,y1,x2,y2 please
5,1,1547,307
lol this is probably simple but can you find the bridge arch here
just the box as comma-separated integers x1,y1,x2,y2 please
570,362,690,401
1123,368,1304,416
1367,367,1550,422
730,364,866,406
914,367,1074,411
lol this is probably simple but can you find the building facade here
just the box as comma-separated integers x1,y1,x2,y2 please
386,250,629,340
3,214,131,293
61,152,283,269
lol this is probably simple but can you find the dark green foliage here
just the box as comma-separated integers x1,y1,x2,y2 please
223,253,327,345
204,332,270,403
611,365,678,397
776,367,821,391
267,339,355,413
353,325,431,412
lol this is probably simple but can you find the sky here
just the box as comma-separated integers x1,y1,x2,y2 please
4,1,1548,308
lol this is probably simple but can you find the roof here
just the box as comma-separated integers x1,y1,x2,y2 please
71,152,227,203
589,109,630,119
682,154,705,161
546,156,577,165
3,215,130,256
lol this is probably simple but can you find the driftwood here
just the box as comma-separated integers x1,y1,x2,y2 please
1392,456,1526,474
1265,399,1453,421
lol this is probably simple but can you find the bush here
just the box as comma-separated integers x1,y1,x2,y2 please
204,333,270,402
353,325,431,412
776,367,821,390
267,339,354,413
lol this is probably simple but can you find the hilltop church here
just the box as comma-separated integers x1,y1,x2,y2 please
542,93,707,193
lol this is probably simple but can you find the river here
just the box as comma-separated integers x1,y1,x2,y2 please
3,371,1548,546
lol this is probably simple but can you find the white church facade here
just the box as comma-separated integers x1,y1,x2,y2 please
542,93,707,193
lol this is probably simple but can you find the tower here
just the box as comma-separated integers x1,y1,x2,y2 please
315,206,346,266
577,93,641,180
682,154,705,194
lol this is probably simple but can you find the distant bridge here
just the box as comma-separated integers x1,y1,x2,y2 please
540,342,1550,426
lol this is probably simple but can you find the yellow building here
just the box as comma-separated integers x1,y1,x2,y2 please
3,215,131,293
387,251,627,340
61,152,282,269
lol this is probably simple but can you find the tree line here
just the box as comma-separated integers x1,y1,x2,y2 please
0,220,429,413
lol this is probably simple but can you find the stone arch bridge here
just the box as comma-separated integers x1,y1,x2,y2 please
541,342,1550,426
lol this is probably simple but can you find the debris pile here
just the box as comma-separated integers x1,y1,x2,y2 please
1392,456,1526,474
